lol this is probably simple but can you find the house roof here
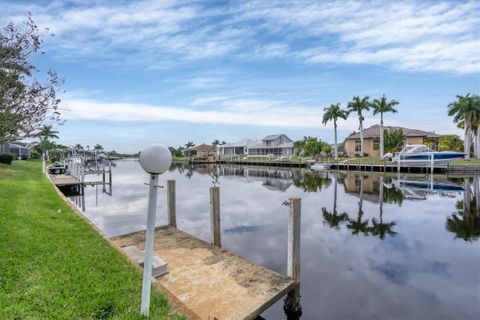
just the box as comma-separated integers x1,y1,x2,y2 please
347,125,441,140
262,134,283,141
219,139,259,148
194,144,216,152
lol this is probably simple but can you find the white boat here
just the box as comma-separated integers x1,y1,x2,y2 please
393,145,464,164
310,163,327,171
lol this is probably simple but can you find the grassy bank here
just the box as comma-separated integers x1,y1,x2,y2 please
0,161,183,319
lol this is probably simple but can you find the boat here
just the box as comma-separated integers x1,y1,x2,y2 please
393,145,464,164
310,163,328,171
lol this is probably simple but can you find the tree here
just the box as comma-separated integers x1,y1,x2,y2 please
347,96,370,157
0,14,63,143
212,139,220,147
36,125,59,140
447,94,480,159
185,141,195,149
438,135,464,152
322,103,348,160
372,95,399,158
93,144,103,151
384,129,405,153
74,144,84,153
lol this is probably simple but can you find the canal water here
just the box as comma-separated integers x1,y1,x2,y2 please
71,159,479,319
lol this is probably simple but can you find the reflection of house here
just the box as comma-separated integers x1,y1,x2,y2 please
248,134,294,156
0,143,32,159
343,175,381,203
344,125,441,158
217,139,258,156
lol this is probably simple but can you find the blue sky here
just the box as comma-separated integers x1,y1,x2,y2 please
2,0,479,152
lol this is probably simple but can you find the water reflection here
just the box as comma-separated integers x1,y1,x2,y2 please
446,177,480,242
69,161,480,319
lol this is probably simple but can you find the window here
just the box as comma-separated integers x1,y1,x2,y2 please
373,138,380,150
355,139,361,152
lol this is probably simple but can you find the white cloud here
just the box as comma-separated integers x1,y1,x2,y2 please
1,1,478,73
63,97,326,128
0,0,480,73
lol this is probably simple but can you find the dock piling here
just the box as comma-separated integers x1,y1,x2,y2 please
210,186,221,247
167,180,177,228
284,197,302,319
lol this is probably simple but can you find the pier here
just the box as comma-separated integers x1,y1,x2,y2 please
321,161,480,175
110,182,302,319
189,158,307,168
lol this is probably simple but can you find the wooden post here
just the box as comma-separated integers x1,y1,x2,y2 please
284,197,302,319
210,186,221,247
167,180,177,228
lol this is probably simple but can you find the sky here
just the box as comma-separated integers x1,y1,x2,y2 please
1,0,479,153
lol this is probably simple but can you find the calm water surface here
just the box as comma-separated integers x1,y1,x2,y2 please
70,160,480,319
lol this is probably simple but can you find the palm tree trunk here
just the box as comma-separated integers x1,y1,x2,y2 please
380,113,384,158
476,127,480,159
334,120,338,160
359,118,364,157
465,124,471,159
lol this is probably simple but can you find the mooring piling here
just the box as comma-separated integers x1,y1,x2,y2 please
167,180,177,228
210,186,221,247
284,197,302,319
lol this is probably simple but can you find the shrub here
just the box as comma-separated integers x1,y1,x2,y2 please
0,153,15,165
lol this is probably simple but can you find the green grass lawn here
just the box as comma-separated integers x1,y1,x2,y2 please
0,161,183,319
451,158,480,165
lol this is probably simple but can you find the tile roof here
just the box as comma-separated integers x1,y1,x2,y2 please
347,125,441,139
194,144,216,152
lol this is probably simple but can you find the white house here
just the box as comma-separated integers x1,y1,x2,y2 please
248,134,294,156
217,139,259,156
0,142,32,159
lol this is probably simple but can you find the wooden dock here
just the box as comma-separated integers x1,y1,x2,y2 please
50,174,108,186
324,162,480,175
112,226,296,320
189,159,306,168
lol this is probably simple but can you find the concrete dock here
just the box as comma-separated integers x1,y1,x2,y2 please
112,226,296,320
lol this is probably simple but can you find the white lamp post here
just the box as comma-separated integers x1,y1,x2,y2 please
138,144,172,317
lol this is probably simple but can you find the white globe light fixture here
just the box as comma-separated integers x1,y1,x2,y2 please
139,144,172,174
138,144,172,317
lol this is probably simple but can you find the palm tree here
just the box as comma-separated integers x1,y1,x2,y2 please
372,95,399,158
212,139,220,147
322,103,348,160
185,141,195,149
94,144,103,151
36,125,59,140
348,96,370,157
447,94,480,159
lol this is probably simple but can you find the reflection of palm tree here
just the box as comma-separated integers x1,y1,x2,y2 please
347,175,370,236
322,172,348,229
446,213,480,242
446,178,480,242
370,176,396,239
293,171,331,192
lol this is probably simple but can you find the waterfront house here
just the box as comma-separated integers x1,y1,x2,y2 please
217,139,259,156
195,144,216,157
248,134,294,156
0,142,32,159
344,125,441,158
